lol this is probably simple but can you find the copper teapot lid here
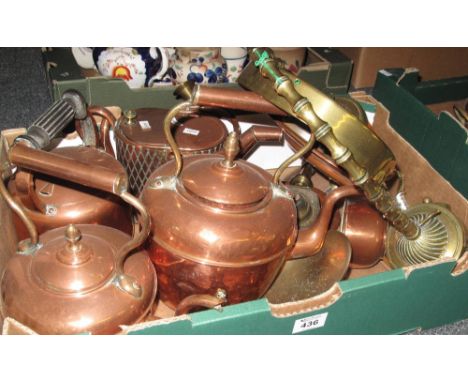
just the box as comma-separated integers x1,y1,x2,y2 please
31,224,116,294
118,108,227,151
180,133,271,206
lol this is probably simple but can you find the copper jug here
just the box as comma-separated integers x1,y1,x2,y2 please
115,107,283,194
9,105,133,241
140,102,360,312
1,143,157,334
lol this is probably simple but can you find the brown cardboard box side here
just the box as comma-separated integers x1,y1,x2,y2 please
339,48,468,88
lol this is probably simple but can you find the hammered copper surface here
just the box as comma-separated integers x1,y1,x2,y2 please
0,224,157,334
9,146,132,240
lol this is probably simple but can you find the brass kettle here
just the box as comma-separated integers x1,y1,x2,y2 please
140,102,359,312
1,143,157,334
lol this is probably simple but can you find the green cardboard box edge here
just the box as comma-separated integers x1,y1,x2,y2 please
43,47,352,102
372,68,468,198
42,55,468,334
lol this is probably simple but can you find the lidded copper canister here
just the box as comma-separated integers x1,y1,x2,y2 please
115,108,230,194
9,146,132,241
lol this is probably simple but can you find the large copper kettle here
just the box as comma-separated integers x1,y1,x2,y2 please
9,103,133,241
0,143,157,334
141,102,359,312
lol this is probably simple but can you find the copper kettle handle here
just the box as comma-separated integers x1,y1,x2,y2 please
7,143,148,298
163,101,194,177
86,106,117,157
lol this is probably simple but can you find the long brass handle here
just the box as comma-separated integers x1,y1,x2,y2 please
249,48,419,240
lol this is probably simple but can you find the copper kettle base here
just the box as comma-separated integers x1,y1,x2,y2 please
265,231,351,304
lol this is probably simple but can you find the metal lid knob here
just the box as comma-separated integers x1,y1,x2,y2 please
124,109,137,125
57,224,91,265
222,132,240,168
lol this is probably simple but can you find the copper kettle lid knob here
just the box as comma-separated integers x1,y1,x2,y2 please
57,224,91,265
222,132,240,168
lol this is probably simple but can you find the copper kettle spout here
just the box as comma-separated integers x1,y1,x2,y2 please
238,125,284,157
290,185,360,259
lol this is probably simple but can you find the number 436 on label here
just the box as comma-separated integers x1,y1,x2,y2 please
292,312,328,334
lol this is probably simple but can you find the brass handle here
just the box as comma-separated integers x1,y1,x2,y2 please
174,289,227,316
249,48,419,240
163,101,194,177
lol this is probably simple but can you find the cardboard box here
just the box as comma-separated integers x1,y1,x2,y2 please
1,69,467,335
42,48,352,103
372,67,468,198
339,48,468,89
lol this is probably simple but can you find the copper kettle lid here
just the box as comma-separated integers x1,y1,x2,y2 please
180,133,271,206
31,224,116,294
118,108,227,151
32,146,124,213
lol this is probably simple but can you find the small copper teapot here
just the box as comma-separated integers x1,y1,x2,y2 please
140,102,359,312
0,144,157,334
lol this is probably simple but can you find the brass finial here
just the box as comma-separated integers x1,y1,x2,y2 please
123,109,137,125
65,224,82,253
222,132,240,168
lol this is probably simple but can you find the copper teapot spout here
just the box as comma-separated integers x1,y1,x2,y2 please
289,185,360,259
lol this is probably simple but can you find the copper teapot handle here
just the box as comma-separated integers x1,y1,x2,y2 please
163,101,194,177
7,143,148,298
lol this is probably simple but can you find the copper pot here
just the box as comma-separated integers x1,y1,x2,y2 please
9,143,132,241
114,107,283,194
332,197,387,269
1,143,157,334
140,102,360,312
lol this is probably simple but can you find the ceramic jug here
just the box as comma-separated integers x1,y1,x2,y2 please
72,47,176,88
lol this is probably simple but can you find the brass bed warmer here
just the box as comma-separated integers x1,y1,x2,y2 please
236,48,465,268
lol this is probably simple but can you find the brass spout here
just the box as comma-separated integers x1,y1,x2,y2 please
290,185,360,260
